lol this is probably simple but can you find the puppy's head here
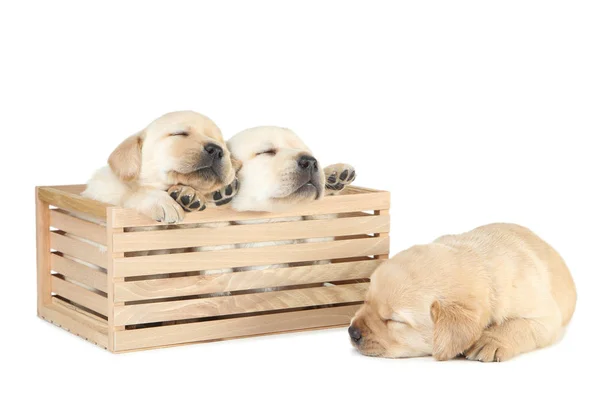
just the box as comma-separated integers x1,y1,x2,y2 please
227,126,325,211
108,111,236,192
349,248,484,360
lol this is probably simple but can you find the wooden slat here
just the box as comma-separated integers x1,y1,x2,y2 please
115,259,379,301
51,276,108,316
38,186,107,221
51,254,107,293
114,282,367,326
39,298,108,349
114,304,359,351
50,232,107,269
113,214,389,252
50,209,107,245
113,236,389,277
111,189,390,228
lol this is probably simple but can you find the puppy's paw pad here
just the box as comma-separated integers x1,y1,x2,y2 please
210,177,239,207
167,185,206,212
325,163,356,191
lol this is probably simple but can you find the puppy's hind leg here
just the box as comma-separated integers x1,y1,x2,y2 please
465,313,562,362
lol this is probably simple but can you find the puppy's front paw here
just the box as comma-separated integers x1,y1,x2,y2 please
168,185,207,212
209,177,239,207
325,163,356,192
143,196,184,224
465,333,515,362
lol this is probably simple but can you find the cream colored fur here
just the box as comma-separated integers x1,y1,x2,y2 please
82,111,235,223
349,223,577,362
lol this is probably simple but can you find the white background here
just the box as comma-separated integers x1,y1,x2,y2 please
1,1,598,399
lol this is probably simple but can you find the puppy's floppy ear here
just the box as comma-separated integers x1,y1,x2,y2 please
108,131,144,181
430,300,483,361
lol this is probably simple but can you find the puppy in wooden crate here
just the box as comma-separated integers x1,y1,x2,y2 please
82,110,239,223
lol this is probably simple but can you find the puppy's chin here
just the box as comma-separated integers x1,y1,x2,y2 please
168,166,232,193
289,181,322,200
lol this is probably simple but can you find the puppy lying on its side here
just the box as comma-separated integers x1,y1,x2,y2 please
82,111,238,222
349,223,577,362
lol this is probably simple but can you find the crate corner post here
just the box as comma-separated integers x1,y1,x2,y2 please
106,206,124,353
36,186,52,318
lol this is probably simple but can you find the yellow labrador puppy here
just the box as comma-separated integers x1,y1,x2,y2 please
349,223,577,362
82,110,237,223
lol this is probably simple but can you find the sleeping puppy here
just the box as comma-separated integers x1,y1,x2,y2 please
349,223,577,362
82,110,237,223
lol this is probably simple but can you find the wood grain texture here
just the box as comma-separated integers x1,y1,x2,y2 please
113,214,389,252
50,209,107,245
36,188,52,313
114,259,379,301
106,207,123,352
114,282,368,325
50,231,107,269
51,276,108,316
113,236,389,277
112,189,390,227
114,304,360,352
39,298,108,349
51,254,107,292
38,186,107,221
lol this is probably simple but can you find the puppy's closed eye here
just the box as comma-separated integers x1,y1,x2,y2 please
170,131,189,137
256,149,277,156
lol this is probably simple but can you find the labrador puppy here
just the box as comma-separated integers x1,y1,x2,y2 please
349,223,577,362
82,110,237,223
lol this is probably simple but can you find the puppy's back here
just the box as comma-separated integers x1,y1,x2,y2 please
436,223,576,326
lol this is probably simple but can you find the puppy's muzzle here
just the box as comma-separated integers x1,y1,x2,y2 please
348,325,362,344
204,143,224,164
298,155,318,171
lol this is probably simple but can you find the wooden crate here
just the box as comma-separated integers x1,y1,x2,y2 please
36,184,390,352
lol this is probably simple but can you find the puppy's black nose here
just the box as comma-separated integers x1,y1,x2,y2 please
348,325,362,343
205,143,224,159
298,155,318,170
